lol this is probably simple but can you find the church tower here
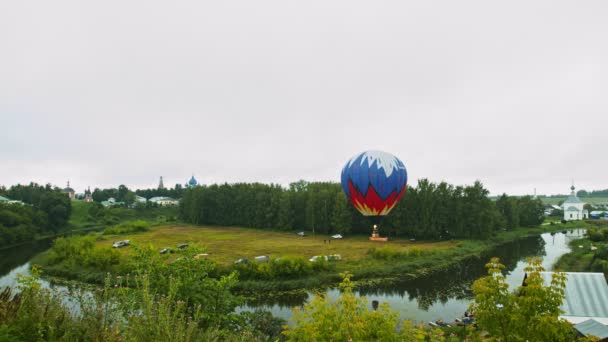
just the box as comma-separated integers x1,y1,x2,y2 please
158,176,165,190
84,187,93,202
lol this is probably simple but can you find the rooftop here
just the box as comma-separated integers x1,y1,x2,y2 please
574,319,608,339
563,195,583,204
535,272,608,325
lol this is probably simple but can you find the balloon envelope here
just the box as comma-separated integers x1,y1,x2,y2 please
340,150,408,216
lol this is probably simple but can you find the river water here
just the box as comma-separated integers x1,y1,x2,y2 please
0,229,584,324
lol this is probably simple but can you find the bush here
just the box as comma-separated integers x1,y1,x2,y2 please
586,228,608,242
233,256,333,280
42,234,121,272
367,246,424,260
103,220,150,235
367,247,403,260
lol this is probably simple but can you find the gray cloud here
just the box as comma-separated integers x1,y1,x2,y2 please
1,0,607,195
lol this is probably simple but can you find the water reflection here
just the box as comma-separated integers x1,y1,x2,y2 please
0,239,52,287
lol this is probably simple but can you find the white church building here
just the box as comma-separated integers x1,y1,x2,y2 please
562,185,588,221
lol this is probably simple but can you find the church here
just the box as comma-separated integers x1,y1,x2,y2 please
185,175,199,188
561,185,588,221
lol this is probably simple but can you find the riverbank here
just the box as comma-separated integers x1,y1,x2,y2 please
553,222,608,278
33,220,587,295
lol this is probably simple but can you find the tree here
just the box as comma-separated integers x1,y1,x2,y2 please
518,196,545,227
468,257,576,341
283,272,447,341
117,185,129,202
331,192,352,234
38,191,71,231
276,192,294,230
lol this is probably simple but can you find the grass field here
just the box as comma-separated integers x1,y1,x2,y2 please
539,196,608,206
98,225,459,265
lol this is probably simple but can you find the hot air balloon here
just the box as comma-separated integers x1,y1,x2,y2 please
340,150,408,240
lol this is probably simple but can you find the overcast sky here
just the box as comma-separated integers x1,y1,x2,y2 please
1,1,607,195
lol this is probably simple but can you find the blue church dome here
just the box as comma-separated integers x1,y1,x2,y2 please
188,175,198,187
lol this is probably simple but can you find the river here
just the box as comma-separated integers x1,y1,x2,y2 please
0,229,584,324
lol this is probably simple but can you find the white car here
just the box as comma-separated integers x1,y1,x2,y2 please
297,231,306,236
309,255,328,262
331,234,343,239
112,240,130,248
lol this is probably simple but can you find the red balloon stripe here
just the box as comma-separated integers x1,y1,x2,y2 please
347,180,406,216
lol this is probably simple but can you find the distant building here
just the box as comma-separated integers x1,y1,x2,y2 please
135,195,147,204
562,185,588,221
158,176,165,190
185,175,199,188
0,196,25,205
149,196,179,206
83,187,93,203
523,272,608,325
101,197,124,207
62,181,76,200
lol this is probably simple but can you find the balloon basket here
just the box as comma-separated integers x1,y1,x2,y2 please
369,224,387,241
369,236,389,242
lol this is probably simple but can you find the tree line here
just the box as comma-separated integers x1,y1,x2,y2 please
91,184,185,204
179,179,545,240
577,188,608,197
0,183,72,247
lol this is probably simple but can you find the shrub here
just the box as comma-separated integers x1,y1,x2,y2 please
103,220,150,235
42,234,121,271
233,256,330,280
367,247,403,260
586,228,606,242
271,257,313,279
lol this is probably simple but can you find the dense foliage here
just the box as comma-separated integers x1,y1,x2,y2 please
0,183,72,247
0,266,281,341
234,256,332,281
103,220,150,235
5,183,72,230
0,203,47,247
577,188,608,197
180,179,545,239
80,201,178,227
575,225,608,274
283,272,452,341
495,193,545,228
468,257,579,341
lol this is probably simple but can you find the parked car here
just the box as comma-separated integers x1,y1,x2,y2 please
309,255,328,262
297,231,306,236
331,234,343,239
194,253,209,260
177,243,188,249
328,254,342,261
254,255,269,263
112,240,130,248
310,254,342,262
160,247,173,254
234,258,249,264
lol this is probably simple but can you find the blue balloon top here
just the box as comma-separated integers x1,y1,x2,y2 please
341,150,407,200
